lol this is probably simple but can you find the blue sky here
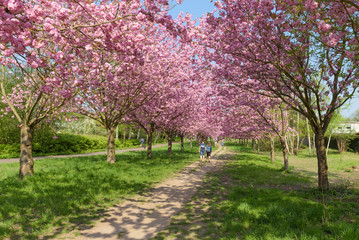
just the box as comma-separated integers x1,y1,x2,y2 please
168,0,215,20
168,0,359,119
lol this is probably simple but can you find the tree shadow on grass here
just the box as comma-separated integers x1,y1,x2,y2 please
0,146,198,239
154,149,359,240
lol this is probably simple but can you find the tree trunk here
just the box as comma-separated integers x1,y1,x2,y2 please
285,136,292,156
312,134,316,155
190,137,193,149
137,129,140,139
270,137,275,163
315,130,329,190
147,124,154,158
252,139,255,151
326,133,332,157
116,125,119,140
246,139,249,147
307,118,312,156
279,136,289,170
167,132,173,155
289,133,294,155
257,139,260,154
337,137,347,154
107,127,116,163
154,131,159,144
19,125,34,179
180,135,184,152
295,112,300,155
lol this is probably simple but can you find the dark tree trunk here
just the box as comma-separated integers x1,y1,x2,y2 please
19,125,34,179
337,137,347,154
147,123,155,158
252,139,255,151
270,137,275,163
315,130,329,190
257,139,260,154
167,132,173,155
279,136,289,170
107,127,116,163
180,135,184,152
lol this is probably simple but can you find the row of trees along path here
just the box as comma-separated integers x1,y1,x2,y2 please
2,0,359,191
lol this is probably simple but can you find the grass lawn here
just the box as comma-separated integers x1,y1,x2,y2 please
0,142,200,240
154,143,359,240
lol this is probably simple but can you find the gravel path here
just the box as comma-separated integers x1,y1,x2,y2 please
54,147,227,240
0,143,173,164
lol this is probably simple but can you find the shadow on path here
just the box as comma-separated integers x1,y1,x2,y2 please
53,148,227,240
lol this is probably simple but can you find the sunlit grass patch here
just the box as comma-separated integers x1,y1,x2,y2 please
154,142,359,240
0,143,198,239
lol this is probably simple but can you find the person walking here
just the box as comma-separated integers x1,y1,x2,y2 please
221,139,224,148
140,138,144,148
199,140,206,162
206,142,212,161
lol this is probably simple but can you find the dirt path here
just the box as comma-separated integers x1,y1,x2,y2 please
0,143,173,164
54,148,227,240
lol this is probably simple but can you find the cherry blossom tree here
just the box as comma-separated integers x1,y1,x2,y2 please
0,0,181,177
203,0,359,189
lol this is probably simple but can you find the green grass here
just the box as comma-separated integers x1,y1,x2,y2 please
0,142,199,239
285,147,358,170
154,143,359,240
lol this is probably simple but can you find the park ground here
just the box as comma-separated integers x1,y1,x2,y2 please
1,142,359,239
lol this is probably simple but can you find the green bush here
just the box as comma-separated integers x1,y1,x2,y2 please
0,143,20,154
0,133,153,158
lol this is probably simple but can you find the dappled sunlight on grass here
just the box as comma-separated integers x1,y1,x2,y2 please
154,142,359,240
0,143,198,239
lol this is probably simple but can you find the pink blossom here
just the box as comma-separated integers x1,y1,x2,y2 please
7,0,23,13
318,21,331,32
305,0,318,11
136,13,146,21
3,48,14,57
215,1,223,10
85,45,93,51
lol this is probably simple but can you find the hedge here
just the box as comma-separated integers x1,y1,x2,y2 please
0,134,148,159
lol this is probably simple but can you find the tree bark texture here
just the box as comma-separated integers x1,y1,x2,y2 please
270,137,275,163
107,127,116,163
315,131,329,190
147,123,155,158
180,135,184,152
279,136,289,170
167,133,173,155
257,139,260,154
19,125,34,179
252,139,255,151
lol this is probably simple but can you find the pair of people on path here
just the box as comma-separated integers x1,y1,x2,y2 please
199,141,212,161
